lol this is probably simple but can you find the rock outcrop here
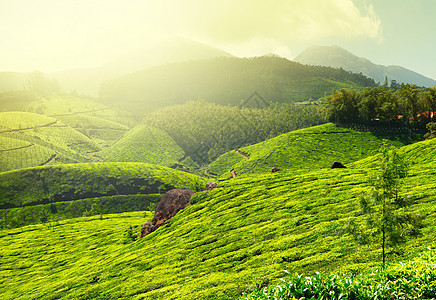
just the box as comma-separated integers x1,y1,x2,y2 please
140,189,195,237
331,161,346,169
204,182,217,190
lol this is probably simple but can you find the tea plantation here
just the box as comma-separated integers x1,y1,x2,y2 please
0,137,435,299
208,123,404,178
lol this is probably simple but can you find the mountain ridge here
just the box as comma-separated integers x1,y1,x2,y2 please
294,45,436,87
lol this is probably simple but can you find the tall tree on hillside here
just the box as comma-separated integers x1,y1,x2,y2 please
422,86,436,122
397,84,421,125
359,147,422,265
327,89,360,123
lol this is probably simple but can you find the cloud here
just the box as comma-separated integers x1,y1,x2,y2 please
161,0,382,43
0,0,383,71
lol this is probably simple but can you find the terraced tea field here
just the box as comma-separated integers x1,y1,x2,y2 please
1,138,435,299
208,123,404,179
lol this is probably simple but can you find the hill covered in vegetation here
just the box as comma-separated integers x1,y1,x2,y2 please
0,162,207,228
208,123,404,179
0,92,140,171
99,56,376,115
1,136,435,299
98,124,188,168
144,100,327,165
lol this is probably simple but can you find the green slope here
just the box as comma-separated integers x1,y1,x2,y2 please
0,162,207,209
144,100,326,165
208,123,404,179
0,139,435,299
0,111,102,171
0,162,207,228
99,56,376,115
98,124,185,167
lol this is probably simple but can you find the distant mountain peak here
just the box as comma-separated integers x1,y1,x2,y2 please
294,45,436,87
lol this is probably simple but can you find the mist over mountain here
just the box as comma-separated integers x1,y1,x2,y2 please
98,56,376,115
294,45,436,87
0,72,29,92
51,37,234,96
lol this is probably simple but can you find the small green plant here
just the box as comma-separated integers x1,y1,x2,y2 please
123,225,137,244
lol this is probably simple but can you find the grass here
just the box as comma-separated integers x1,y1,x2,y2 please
1,137,435,299
208,123,405,179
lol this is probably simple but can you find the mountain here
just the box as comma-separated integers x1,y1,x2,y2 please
51,37,234,96
99,56,376,116
294,45,436,87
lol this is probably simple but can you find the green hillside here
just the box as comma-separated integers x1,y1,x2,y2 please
0,162,206,209
0,162,207,228
144,100,326,165
0,112,102,171
99,56,376,115
208,123,404,178
0,95,142,171
0,138,435,299
98,124,185,167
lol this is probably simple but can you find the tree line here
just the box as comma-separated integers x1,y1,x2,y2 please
326,84,436,128
143,100,327,165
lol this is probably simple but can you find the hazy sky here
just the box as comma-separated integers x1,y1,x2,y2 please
1,0,435,79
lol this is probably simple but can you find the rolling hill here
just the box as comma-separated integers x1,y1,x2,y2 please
0,162,207,228
0,136,435,299
294,45,436,87
99,56,376,115
0,111,100,171
208,123,404,179
0,95,142,171
98,124,186,167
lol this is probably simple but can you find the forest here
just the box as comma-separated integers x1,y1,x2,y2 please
326,83,436,127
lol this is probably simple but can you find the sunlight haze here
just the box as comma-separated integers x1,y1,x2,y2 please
0,0,435,79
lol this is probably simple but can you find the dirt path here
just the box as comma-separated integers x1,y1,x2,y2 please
40,153,58,166
0,144,34,152
235,150,249,161
0,120,61,134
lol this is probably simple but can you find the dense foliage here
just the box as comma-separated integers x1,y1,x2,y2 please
425,122,436,139
99,56,376,115
144,100,327,165
1,138,435,299
0,162,207,210
244,249,436,299
326,84,436,127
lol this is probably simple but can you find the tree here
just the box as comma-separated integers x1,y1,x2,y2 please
359,147,421,265
424,122,436,139
397,84,421,125
327,89,360,123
